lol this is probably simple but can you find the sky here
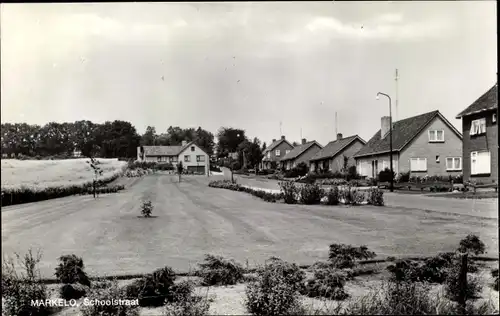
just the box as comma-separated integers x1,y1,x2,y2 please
1,1,497,146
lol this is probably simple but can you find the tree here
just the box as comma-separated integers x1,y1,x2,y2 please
261,142,267,153
237,138,263,169
87,157,103,198
216,127,246,158
141,126,157,146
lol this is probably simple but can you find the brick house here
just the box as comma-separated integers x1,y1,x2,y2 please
309,133,366,173
354,110,463,178
456,83,498,184
279,138,322,170
137,140,210,175
260,136,294,170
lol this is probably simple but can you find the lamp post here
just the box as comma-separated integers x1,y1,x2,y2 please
376,92,394,192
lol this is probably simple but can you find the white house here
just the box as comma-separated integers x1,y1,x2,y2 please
137,140,210,175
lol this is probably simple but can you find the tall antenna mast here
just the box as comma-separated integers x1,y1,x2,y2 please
300,128,302,140
335,112,338,135
395,69,399,122
280,121,282,135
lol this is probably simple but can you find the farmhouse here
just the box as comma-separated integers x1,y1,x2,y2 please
260,136,294,170
309,133,366,173
354,110,463,178
137,140,210,175
456,82,498,183
279,138,322,170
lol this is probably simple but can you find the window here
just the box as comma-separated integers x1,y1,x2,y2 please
191,146,195,152
493,113,497,123
410,158,427,172
285,150,290,155
157,156,162,162
470,118,486,135
172,156,178,162
471,151,491,175
436,155,440,163
275,150,280,156
184,155,190,162
267,152,270,158
446,157,462,171
382,160,388,170
428,130,444,142
196,155,205,162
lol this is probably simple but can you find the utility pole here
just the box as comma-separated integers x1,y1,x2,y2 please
335,112,338,136
395,69,399,122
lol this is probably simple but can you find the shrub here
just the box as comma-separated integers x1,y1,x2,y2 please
444,260,483,303
387,253,455,283
340,185,365,205
81,280,139,316
278,181,298,204
125,266,176,307
302,265,349,300
167,280,195,303
491,268,499,291
141,200,153,217
2,250,51,316
328,244,376,269
245,258,305,316
54,254,91,287
164,296,211,316
283,162,309,178
298,183,324,205
60,283,89,300
378,168,395,183
197,254,245,286
324,186,340,205
458,234,486,255
397,172,410,183
366,188,384,206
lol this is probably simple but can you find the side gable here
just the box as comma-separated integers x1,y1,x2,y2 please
280,141,323,161
310,135,366,161
263,139,294,154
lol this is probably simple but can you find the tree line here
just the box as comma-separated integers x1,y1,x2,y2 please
1,122,268,169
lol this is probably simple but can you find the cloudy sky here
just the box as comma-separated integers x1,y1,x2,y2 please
1,1,497,145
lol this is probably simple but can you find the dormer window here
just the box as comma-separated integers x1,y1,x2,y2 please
275,150,281,156
428,130,444,142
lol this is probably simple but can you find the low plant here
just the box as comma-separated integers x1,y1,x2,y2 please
245,257,305,316
196,254,245,286
164,295,211,316
81,280,139,316
444,260,483,303
302,265,349,300
458,234,486,255
328,244,376,269
125,266,176,307
491,268,499,291
60,283,89,300
54,254,91,287
141,200,153,217
278,181,298,204
299,183,324,205
340,185,365,205
324,186,340,205
366,187,384,206
2,249,51,316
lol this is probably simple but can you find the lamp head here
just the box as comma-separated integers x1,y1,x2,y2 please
376,94,380,100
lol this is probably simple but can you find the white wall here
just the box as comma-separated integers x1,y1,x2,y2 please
178,143,209,175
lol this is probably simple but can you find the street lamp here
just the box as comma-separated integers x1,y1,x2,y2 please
376,92,394,192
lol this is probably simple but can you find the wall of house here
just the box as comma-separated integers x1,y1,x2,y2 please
399,116,463,177
356,154,400,178
271,142,294,161
462,110,498,183
292,144,322,168
178,143,209,175
328,140,366,173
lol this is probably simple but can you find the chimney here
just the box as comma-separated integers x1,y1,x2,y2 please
381,116,391,138
281,135,286,140
337,133,343,140
182,140,187,146
272,139,276,143
301,138,306,145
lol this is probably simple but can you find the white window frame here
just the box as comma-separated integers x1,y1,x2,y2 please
197,155,205,162
275,149,280,156
184,155,190,162
471,151,491,175
428,130,445,142
470,118,486,136
410,158,427,172
446,157,462,171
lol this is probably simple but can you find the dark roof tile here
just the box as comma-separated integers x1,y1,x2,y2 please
280,141,322,161
310,135,365,161
456,83,497,118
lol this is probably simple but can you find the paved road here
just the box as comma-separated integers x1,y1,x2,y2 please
2,174,498,278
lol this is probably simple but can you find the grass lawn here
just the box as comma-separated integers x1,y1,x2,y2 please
2,174,498,279
428,191,499,199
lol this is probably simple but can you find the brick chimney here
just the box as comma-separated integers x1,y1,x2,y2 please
381,116,391,138
337,133,343,140
301,138,306,145
281,135,286,140
182,140,187,146
272,138,276,143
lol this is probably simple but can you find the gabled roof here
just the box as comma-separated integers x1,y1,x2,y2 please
142,141,208,157
354,110,462,158
456,83,498,118
310,135,366,162
280,141,322,161
263,138,294,154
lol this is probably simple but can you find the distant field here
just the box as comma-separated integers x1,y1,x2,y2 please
1,158,127,191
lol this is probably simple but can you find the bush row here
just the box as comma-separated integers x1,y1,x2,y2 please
208,180,283,202
1,175,124,207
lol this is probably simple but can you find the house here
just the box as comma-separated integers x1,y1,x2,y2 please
456,83,498,184
260,136,294,170
279,138,323,170
309,133,366,173
137,140,210,175
354,110,463,178
72,149,82,158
